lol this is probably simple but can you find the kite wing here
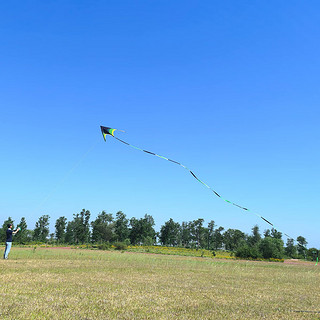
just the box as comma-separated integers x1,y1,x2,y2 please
101,126,116,141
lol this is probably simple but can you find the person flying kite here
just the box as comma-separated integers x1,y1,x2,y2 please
3,224,20,260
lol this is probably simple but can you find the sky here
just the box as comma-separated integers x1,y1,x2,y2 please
1,1,319,248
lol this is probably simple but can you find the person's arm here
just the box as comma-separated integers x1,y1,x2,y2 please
12,227,20,235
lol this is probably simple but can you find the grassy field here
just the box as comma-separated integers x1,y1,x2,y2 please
0,248,319,319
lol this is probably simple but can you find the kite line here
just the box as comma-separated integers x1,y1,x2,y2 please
101,126,293,239
35,140,99,211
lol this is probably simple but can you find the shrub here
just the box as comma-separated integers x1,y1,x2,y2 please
114,242,127,250
97,242,111,250
235,243,260,259
143,236,154,246
307,248,319,261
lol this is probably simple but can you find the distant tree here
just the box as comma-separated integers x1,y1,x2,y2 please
1,217,14,242
129,217,140,245
296,236,308,257
212,226,224,250
114,211,129,242
129,214,156,245
181,222,191,247
63,209,91,244
91,211,114,243
189,219,205,249
263,229,271,238
14,217,29,244
65,221,75,244
73,209,91,244
33,215,50,242
258,237,284,259
141,214,156,245
159,218,181,246
235,239,260,259
285,238,297,258
247,225,261,246
206,220,216,250
307,248,319,261
223,229,246,251
55,216,67,243
271,228,282,240
25,230,34,241
236,227,286,260
143,236,154,246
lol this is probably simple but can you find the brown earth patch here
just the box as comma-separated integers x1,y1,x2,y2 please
39,246,72,250
284,259,317,266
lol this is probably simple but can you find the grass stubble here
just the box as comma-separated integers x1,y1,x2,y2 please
0,248,319,319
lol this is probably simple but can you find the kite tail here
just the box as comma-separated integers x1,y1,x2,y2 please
113,136,293,240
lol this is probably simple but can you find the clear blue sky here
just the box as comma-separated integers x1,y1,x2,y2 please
1,1,319,248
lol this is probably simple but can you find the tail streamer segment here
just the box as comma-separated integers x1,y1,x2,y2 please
101,126,292,239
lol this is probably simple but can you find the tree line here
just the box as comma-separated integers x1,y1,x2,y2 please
1,209,317,260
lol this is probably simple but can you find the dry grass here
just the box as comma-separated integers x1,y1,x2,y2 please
0,248,319,319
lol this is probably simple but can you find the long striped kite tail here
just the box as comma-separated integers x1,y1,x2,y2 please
101,126,294,240
114,136,222,198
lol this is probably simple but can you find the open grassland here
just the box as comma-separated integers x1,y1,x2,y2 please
0,248,319,319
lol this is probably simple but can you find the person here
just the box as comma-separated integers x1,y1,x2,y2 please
3,224,20,259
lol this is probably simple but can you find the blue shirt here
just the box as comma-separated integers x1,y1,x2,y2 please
6,229,13,242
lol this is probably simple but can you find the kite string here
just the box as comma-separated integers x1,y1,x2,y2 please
35,140,99,211
113,136,294,240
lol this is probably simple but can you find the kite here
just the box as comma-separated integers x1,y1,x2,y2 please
101,126,292,239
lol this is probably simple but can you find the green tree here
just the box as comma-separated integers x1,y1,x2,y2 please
65,221,75,244
62,210,91,244
33,215,50,242
307,248,319,261
271,228,282,239
247,225,261,246
114,211,129,242
263,229,271,238
211,226,224,250
258,237,284,259
181,221,191,247
206,220,216,250
285,238,297,258
91,211,115,243
141,214,156,245
296,236,308,257
159,218,181,246
55,216,67,243
223,229,246,251
129,217,140,245
129,214,156,245
1,217,14,242
73,209,91,244
235,240,260,259
189,218,205,249
15,217,29,244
